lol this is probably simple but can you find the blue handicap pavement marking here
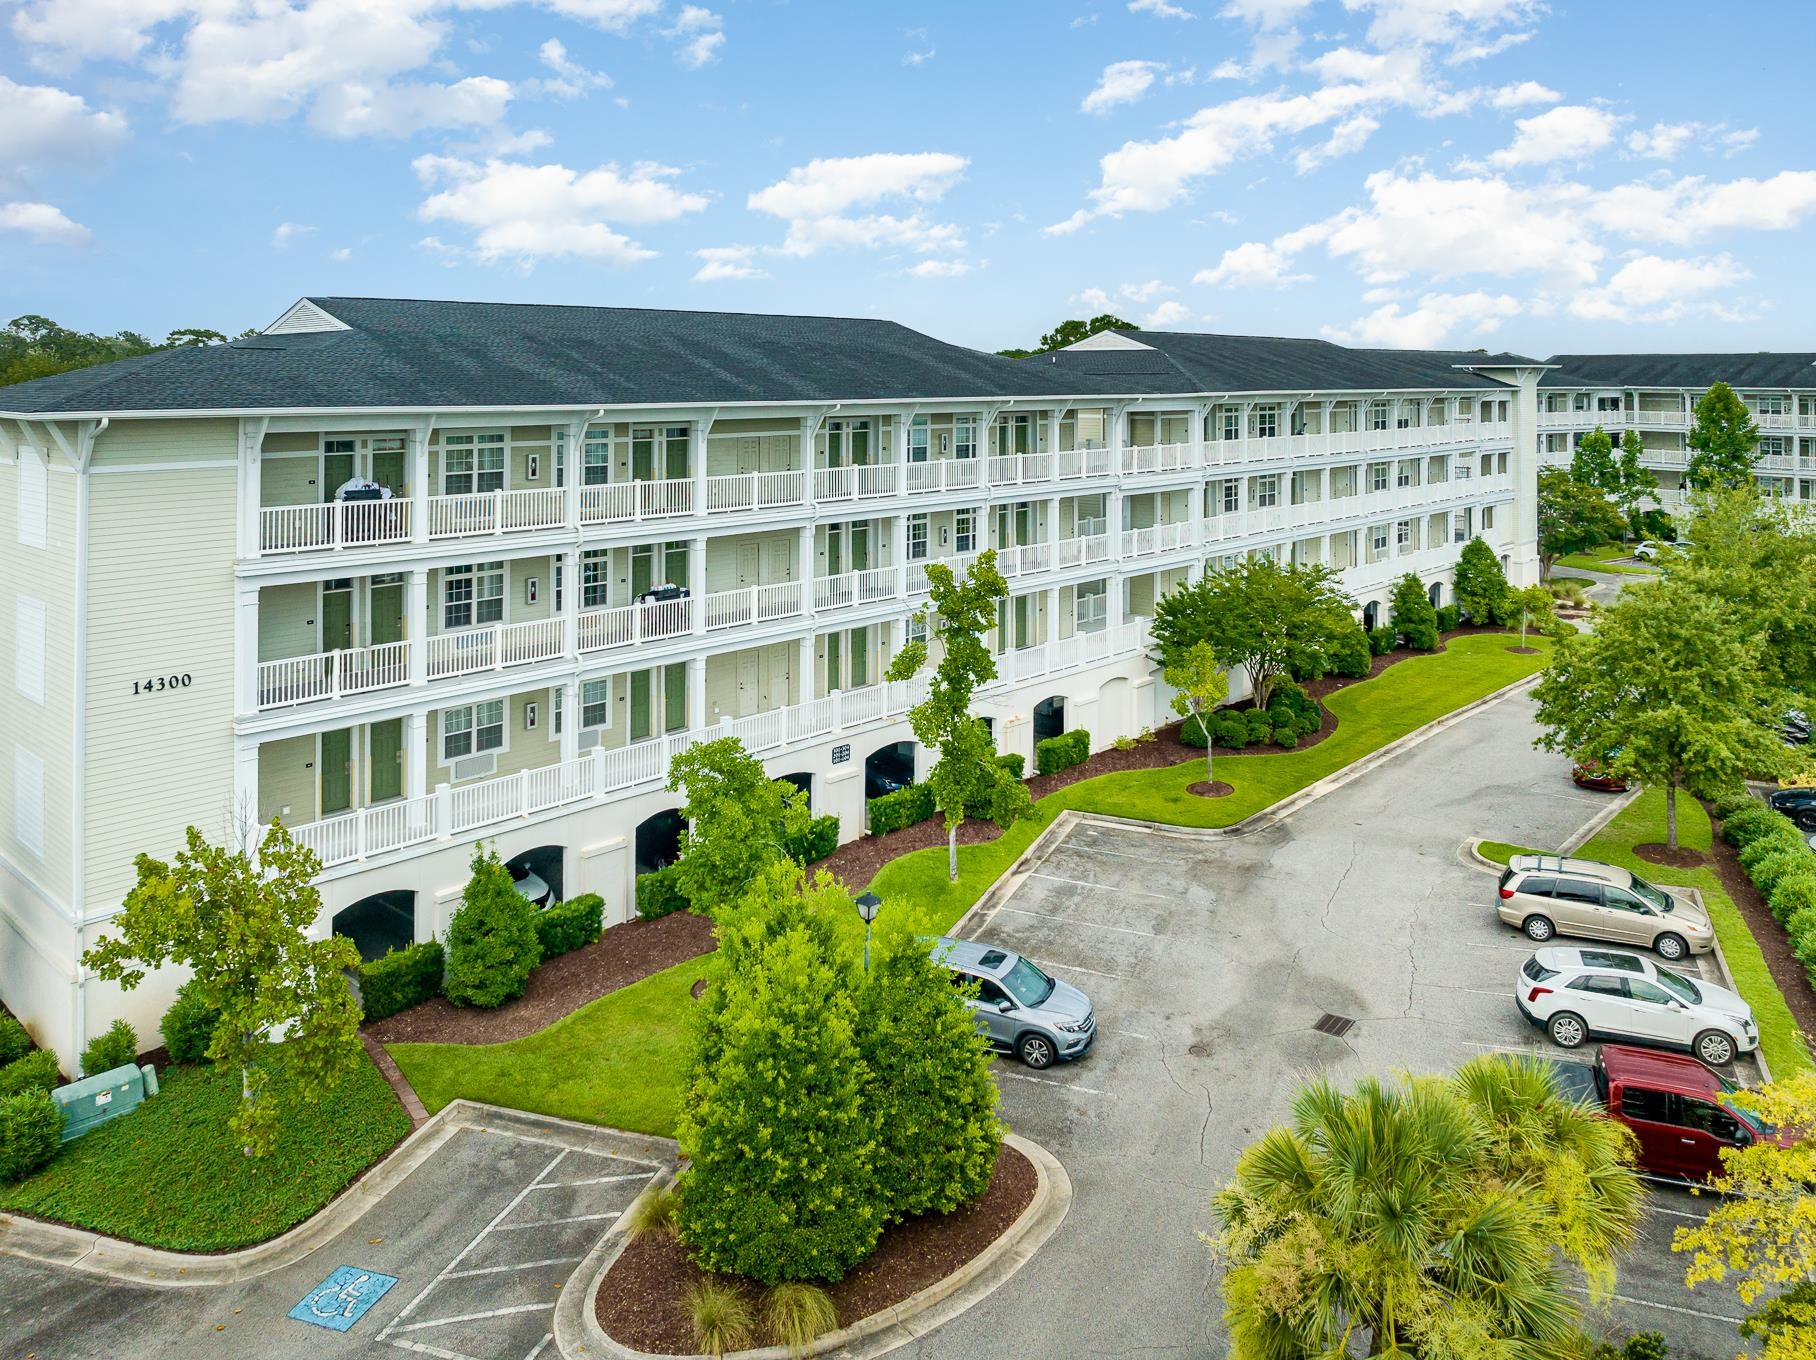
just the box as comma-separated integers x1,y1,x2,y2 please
288,1265,399,1332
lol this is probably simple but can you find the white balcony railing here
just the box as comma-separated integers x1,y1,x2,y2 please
257,641,411,708
577,478,693,525
814,464,899,502
904,458,987,495
995,542,1053,578
813,566,898,611
705,470,809,515
577,596,693,653
702,581,805,631
988,452,1055,486
1057,533,1112,567
285,620,1152,871
427,488,565,538
426,618,564,679
259,500,412,554
1124,521,1198,557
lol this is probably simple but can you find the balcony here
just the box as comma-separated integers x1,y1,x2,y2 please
578,596,693,653
995,542,1053,578
284,619,1151,872
426,489,565,538
260,500,412,554
1120,443,1196,476
1056,533,1112,567
904,459,987,494
1124,521,1197,558
426,618,564,679
258,641,411,709
813,464,898,503
813,567,899,611
704,470,809,515
578,479,693,524
702,580,806,631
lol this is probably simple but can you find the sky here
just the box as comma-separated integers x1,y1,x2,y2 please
3,0,1814,357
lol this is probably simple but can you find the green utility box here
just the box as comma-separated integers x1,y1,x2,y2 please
52,1063,159,1143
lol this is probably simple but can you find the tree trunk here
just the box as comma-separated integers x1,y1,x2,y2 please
240,1059,256,1159
1520,608,1529,648
948,822,959,883
1666,782,1679,850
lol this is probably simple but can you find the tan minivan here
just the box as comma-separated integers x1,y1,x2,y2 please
1496,854,1714,961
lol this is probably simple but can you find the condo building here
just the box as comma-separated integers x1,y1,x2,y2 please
0,297,1541,1068
1537,353,1816,514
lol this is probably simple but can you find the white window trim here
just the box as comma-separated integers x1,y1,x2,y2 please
581,675,614,731
443,562,508,632
441,699,511,765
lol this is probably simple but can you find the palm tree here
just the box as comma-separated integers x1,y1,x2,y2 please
1208,1055,1644,1359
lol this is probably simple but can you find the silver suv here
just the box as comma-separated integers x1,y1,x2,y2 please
1497,854,1714,960
931,937,1096,1070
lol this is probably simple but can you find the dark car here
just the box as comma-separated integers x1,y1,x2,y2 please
1768,786,1816,832
1571,758,1630,793
864,769,908,800
1781,709,1811,747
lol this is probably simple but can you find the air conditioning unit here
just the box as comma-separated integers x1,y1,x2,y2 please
453,753,497,782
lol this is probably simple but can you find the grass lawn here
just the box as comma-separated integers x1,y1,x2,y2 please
1575,787,1812,1079
0,1055,412,1251
389,960,708,1136
1554,544,1656,576
1476,840,1541,866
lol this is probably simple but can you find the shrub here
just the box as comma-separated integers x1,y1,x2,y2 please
0,1018,29,1069
1722,804,1783,849
1434,604,1461,634
866,782,936,835
444,847,542,1009
1273,727,1299,749
80,1020,138,1077
1390,574,1440,651
1217,716,1249,749
636,866,688,919
0,1049,60,1098
1265,682,1321,738
1035,728,1091,776
1787,908,1816,964
1241,710,1273,744
782,814,840,866
762,1282,838,1357
1453,536,1513,625
1749,848,1814,899
1770,872,1816,926
626,1183,679,1240
535,895,604,959
1712,789,1756,821
995,752,1026,781
1367,626,1396,657
1329,622,1373,679
160,979,220,1065
1738,823,1806,872
685,1278,755,1359
1593,1332,1668,1360
357,940,445,1021
0,1089,62,1183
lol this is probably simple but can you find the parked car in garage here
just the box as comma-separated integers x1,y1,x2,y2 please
1547,1043,1788,1181
1767,785,1816,831
1497,853,1713,960
931,937,1096,1069
1517,946,1756,1067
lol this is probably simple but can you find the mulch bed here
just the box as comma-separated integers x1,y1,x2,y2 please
1635,843,1707,869
595,1143,1037,1354
1705,806,1816,1043
1505,646,1540,655
363,909,716,1046
1188,780,1235,798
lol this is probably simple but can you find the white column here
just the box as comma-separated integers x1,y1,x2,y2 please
409,424,431,543
407,569,429,685
893,513,910,596
689,536,707,634
687,654,707,733
798,523,814,592
405,711,427,801
1108,487,1124,559
564,419,584,529
800,633,817,702
559,680,580,764
1047,495,1061,549
691,421,709,514
233,740,260,833
1045,586,1060,645
1045,409,1062,457
235,579,260,715
1109,403,1126,470
562,548,581,657
237,421,262,558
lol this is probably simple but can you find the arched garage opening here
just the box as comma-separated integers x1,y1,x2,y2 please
865,742,915,799
636,809,687,875
1033,696,1066,745
504,845,564,906
1427,581,1443,608
779,771,812,810
333,890,416,963
1362,600,1379,631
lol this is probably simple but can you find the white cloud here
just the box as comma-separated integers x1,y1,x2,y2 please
1219,0,1311,28
1194,227,1322,287
1071,287,1115,311
1488,80,1559,110
272,220,314,247
0,200,91,246
1485,104,1619,168
665,6,724,67
1294,113,1379,172
536,39,612,98
1444,28,1531,64
310,76,515,138
1327,288,1521,347
692,244,765,281
1120,278,1174,303
1345,0,1540,50
1722,128,1759,155
903,47,935,66
330,246,352,261
1625,121,1697,161
1568,253,1750,323
908,258,973,278
0,76,128,184
1082,60,1164,115
1144,299,1194,325
413,154,706,264
748,152,969,257
1129,0,1194,17
1590,171,1816,246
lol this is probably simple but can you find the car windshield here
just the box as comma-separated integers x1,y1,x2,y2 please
1720,1095,1777,1137
1001,957,1056,1008
1628,873,1673,913
1654,965,1702,1005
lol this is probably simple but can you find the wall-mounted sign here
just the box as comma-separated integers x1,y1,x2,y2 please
132,674,193,696
831,744,851,765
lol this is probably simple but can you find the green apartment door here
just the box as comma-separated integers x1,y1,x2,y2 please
368,578,404,645
372,446,406,496
630,671,652,740
320,728,353,816
368,719,404,803
323,452,355,500
320,584,354,651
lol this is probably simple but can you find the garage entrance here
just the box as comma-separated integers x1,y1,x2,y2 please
864,741,915,799
504,845,564,906
635,809,687,874
332,890,415,962
1033,696,1066,745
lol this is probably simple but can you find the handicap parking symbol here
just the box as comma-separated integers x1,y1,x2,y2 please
288,1264,399,1332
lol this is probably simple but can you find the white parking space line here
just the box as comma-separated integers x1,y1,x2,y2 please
1417,982,1510,998
996,1069,1106,1095
1642,1199,1710,1220
995,905,1159,938
495,1212,621,1232
524,1336,554,1360
1565,1286,1742,1325
1064,841,1192,865
394,1303,556,1334
1102,1027,1156,1041
386,1337,475,1360
1039,960,1127,981
1029,871,1175,902
443,1256,584,1280
530,1173,647,1190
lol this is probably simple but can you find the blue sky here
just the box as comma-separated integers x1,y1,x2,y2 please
4,0,1813,356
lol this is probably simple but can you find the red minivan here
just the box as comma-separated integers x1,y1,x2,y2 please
1590,1044,1789,1180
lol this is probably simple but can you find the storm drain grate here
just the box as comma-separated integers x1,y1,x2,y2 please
1312,1013,1357,1038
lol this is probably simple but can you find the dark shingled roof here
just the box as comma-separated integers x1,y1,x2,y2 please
1034,330,1527,393
0,297,1093,416
1542,353,1816,389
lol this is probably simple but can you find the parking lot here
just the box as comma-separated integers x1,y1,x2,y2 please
927,689,1760,1360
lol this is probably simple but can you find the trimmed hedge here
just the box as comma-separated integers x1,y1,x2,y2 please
1331,624,1373,679
160,981,220,1065
1036,729,1091,776
357,940,445,1022
79,1020,137,1078
636,866,689,919
536,895,604,959
0,1018,28,1069
0,1050,60,1098
1435,604,1461,634
996,752,1026,781
868,782,936,835
1718,801,1816,990
784,814,840,866
1367,626,1396,657
0,1089,61,1184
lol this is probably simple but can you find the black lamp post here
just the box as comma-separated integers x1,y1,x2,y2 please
853,890,883,972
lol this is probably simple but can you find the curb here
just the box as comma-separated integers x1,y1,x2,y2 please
0,1100,674,1287
557,1132,1071,1360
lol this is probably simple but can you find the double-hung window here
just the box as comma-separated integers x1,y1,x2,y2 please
1254,475,1279,509
1396,459,1418,488
581,549,610,608
908,418,930,462
1254,407,1279,439
581,678,612,729
1369,462,1390,493
1369,402,1389,432
443,700,504,762
444,432,505,494
444,562,505,630
907,514,929,561
1220,481,1241,514
582,429,611,485
1221,410,1240,442
953,509,977,553
1396,520,1413,550
1370,525,1389,558
953,417,977,460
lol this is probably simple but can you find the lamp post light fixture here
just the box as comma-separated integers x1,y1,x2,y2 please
853,890,883,972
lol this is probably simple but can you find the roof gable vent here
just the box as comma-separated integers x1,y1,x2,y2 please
1063,330,1155,352
264,299,350,336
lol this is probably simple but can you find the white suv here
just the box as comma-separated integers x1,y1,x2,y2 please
1516,946,1756,1068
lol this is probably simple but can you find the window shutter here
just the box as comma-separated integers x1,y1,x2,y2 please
14,596,46,704
17,447,47,548
14,746,44,858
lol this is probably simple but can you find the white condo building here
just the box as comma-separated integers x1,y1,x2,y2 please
0,297,1545,1069
1537,353,1816,514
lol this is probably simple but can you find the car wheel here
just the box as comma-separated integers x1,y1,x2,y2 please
1654,933,1688,962
1548,1012,1588,1049
1018,1033,1056,1070
1523,914,1556,943
1694,1029,1736,1067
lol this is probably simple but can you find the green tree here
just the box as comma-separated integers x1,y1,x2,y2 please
1672,1071,1816,1360
997,313,1139,357
1614,429,1660,529
1513,583,1554,649
81,823,362,1156
1209,1055,1643,1359
1390,572,1440,650
666,736,811,917
1164,641,1230,787
1532,578,1795,847
1451,536,1511,625
1537,465,1627,579
1571,425,1618,491
443,845,542,1008
0,314,240,388
1686,381,1761,490
677,867,881,1283
164,327,229,347
857,922,1003,1222
1150,558,1354,712
886,551,1031,882
1676,486,1816,699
